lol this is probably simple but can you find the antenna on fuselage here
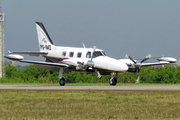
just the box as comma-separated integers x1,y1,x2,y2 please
82,43,86,48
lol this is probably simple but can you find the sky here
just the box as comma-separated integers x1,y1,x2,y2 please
1,0,180,64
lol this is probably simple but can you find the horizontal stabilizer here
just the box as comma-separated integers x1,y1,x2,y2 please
7,51,48,56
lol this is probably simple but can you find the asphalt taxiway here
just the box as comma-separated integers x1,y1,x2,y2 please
0,85,180,91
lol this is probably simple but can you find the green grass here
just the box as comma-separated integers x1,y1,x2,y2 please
0,91,180,119
1,82,180,86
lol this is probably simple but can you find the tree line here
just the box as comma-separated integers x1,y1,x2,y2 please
1,62,180,84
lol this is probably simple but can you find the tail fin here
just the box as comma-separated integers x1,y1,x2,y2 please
36,22,54,51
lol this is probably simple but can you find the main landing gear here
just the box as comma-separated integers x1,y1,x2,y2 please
59,68,66,86
59,77,65,86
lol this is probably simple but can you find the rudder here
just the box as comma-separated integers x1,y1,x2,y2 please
36,22,54,51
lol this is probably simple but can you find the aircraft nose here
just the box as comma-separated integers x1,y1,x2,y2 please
105,58,129,71
114,61,128,72
121,62,129,71
94,57,129,72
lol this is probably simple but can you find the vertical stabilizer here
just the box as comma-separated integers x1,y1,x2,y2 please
36,22,54,51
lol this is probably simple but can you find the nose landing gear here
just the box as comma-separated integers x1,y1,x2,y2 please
110,72,117,86
110,77,117,86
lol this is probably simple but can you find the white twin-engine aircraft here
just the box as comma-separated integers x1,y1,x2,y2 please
5,22,177,86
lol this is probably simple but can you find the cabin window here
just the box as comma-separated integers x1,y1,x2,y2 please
86,52,91,58
62,51,66,57
77,52,82,58
69,52,74,57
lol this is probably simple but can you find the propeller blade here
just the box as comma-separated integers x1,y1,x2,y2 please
140,54,151,63
91,46,96,61
125,54,136,64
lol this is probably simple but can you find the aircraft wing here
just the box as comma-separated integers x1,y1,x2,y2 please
7,51,48,56
135,61,169,67
5,54,70,71
19,60,68,68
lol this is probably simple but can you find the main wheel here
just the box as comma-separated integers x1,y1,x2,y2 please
110,78,117,86
59,78,65,86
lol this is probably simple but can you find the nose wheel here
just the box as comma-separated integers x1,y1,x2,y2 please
59,78,66,86
110,72,117,86
110,77,117,86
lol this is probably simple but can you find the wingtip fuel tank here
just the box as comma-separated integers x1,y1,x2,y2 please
5,54,24,61
157,57,177,63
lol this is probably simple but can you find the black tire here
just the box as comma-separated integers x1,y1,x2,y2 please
59,78,65,86
110,78,117,86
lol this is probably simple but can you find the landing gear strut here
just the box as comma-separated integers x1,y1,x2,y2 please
59,77,65,86
59,68,66,86
136,68,140,83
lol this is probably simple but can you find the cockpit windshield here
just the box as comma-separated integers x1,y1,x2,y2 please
93,51,107,58
101,51,107,56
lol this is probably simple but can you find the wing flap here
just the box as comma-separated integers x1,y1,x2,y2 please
19,60,68,68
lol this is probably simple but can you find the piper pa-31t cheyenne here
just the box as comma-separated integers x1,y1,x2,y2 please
5,22,177,86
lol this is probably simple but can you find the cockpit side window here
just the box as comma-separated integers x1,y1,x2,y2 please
86,52,91,58
93,51,103,58
93,51,107,58
101,51,107,56
62,51,66,57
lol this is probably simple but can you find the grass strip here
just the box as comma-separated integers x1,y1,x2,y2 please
0,91,180,119
1,82,180,85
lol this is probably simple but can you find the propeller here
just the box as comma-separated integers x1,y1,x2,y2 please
140,54,151,63
77,46,96,69
125,54,151,83
125,54,136,64
86,46,96,67
91,46,96,61
76,46,101,78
